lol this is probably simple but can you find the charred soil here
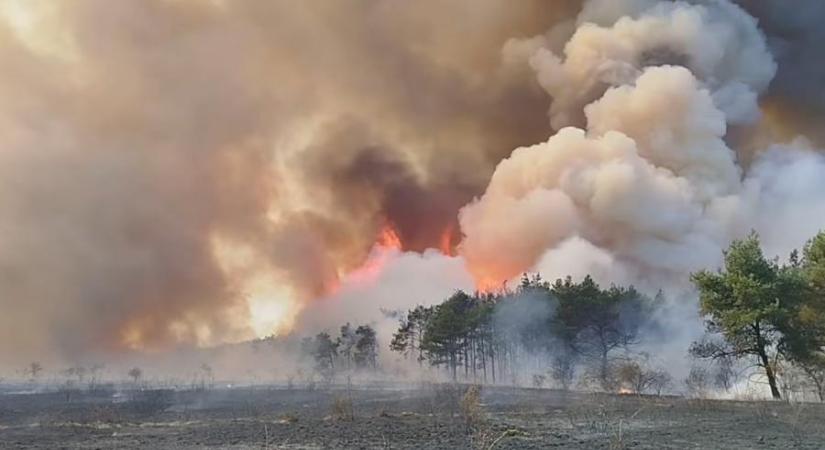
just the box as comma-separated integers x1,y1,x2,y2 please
1,385,824,449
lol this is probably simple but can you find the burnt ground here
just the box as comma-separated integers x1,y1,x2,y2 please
1,384,824,449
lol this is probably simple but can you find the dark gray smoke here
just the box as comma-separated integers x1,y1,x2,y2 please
735,1,825,117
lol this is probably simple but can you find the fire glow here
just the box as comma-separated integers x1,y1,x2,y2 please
342,223,404,287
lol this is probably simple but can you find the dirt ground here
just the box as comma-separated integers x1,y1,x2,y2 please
1,384,824,449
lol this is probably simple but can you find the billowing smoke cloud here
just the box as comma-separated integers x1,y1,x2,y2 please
0,0,582,366
296,247,474,357
519,0,775,130
459,0,825,296
459,64,741,290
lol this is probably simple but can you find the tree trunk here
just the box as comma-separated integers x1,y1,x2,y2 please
600,348,610,392
464,344,469,379
760,351,781,399
480,335,487,383
417,333,423,367
755,322,781,399
470,339,476,381
450,340,458,382
490,341,496,384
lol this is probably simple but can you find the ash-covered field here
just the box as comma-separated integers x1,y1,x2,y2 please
2,385,824,449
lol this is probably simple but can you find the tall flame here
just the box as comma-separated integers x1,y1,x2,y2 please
476,277,507,294
377,222,403,250
439,223,456,256
344,222,403,286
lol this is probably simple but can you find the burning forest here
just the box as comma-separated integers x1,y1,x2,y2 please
3,0,825,448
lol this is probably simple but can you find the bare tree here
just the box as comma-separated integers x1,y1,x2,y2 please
714,357,738,392
684,366,710,398
88,364,105,391
64,365,87,385
128,367,143,385
799,362,825,402
551,352,576,391
27,362,43,381
616,358,671,395
199,363,214,389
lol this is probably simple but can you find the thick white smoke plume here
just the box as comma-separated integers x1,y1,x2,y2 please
525,0,775,129
459,0,825,297
297,247,474,352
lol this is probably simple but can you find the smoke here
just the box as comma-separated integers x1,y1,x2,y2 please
534,237,636,287
734,0,825,142
459,0,825,296
460,65,737,290
3,0,825,373
514,0,775,130
0,0,580,366
739,145,825,259
295,247,474,354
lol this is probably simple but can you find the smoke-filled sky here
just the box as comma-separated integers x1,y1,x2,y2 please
1,0,824,368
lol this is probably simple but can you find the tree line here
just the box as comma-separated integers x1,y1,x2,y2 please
388,231,825,400
299,323,379,383
391,273,664,392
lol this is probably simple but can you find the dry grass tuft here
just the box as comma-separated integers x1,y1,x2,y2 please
277,412,299,424
474,428,525,450
564,397,644,450
460,385,485,430
330,395,354,421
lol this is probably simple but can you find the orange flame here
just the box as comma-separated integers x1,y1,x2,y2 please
439,223,456,256
476,277,506,294
342,222,403,286
377,222,403,250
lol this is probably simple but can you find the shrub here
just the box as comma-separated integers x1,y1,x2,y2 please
330,395,354,421
460,385,485,432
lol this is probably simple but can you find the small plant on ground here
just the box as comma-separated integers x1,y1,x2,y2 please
278,412,299,423
473,428,524,450
460,384,485,432
330,395,354,421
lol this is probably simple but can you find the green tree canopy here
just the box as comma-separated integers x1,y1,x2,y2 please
421,291,477,380
691,232,808,399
